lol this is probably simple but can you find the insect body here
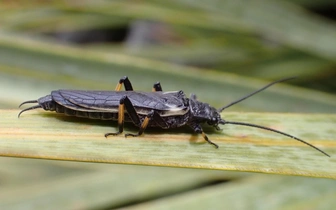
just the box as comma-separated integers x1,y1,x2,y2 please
19,76,330,157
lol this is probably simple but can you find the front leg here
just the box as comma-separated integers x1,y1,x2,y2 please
188,122,219,148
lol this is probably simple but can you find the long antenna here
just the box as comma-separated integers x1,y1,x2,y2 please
220,120,330,157
218,77,295,112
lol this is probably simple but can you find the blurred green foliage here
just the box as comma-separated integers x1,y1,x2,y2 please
0,0,335,209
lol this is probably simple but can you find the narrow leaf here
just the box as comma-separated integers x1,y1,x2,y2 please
1,110,334,178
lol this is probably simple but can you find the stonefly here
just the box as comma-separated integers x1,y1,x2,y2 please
18,76,329,157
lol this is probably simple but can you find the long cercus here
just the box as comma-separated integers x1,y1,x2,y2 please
18,76,330,157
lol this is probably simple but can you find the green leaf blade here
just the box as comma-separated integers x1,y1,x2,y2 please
1,110,335,178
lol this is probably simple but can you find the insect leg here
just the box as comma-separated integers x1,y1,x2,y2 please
125,110,168,137
189,122,219,148
115,76,134,91
104,96,140,137
150,111,169,129
125,111,153,137
152,82,163,92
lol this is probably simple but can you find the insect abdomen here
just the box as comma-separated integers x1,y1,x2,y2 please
54,103,119,120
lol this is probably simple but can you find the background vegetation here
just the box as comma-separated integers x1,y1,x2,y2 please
0,0,335,209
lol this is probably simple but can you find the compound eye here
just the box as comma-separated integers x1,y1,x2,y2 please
212,117,216,122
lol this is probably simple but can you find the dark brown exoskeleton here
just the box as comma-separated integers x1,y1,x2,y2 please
19,76,330,157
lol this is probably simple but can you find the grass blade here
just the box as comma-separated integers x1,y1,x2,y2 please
1,110,334,178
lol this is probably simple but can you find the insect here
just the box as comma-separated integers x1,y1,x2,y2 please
18,76,329,157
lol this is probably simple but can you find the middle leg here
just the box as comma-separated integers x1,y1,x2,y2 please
126,110,169,137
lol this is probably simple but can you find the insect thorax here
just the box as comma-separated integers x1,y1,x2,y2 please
188,99,220,125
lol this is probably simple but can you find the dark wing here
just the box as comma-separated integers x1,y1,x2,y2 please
53,90,119,112
55,90,188,113
51,90,104,112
